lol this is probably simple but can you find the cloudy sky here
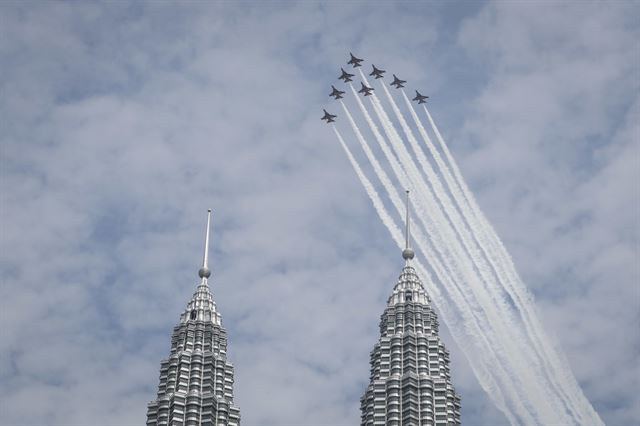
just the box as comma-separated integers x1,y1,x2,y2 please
1,1,638,425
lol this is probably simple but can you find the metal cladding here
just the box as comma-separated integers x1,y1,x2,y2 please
146,282,240,426
360,265,461,426
145,280,240,426
147,210,240,426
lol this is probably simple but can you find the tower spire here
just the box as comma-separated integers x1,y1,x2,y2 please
198,209,212,282
402,190,415,262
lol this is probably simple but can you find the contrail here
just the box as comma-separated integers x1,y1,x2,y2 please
332,125,402,246
402,92,581,422
420,102,585,421
349,82,482,316
347,84,551,424
336,73,601,424
354,73,477,293
416,103,584,421
383,82,521,313
339,99,404,220
418,93,585,422
421,106,603,425
348,84,408,197
331,124,532,425
361,71,496,292
386,84,595,423
340,97,484,334
360,76,564,423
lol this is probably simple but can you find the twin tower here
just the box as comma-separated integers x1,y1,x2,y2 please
146,201,461,426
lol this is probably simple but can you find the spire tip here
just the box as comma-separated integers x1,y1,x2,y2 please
402,190,415,261
198,209,212,280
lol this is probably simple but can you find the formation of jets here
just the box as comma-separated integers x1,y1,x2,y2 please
322,53,430,123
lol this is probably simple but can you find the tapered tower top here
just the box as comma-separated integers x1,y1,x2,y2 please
360,191,461,425
402,190,415,262
146,208,241,425
198,209,212,281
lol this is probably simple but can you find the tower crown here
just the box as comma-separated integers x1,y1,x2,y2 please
387,264,430,306
182,209,220,325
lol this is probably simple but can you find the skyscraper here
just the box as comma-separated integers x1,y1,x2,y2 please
360,192,461,426
147,210,241,426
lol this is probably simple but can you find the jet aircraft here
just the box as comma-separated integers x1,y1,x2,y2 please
347,52,363,68
413,90,429,104
338,68,354,82
321,109,337,123
358,82,374,96
329,85,345,100
390,74,406,88
369,65,386,79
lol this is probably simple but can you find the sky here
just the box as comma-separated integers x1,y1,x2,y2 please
0,1,638,425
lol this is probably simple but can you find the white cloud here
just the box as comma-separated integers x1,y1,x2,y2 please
0,1,637,425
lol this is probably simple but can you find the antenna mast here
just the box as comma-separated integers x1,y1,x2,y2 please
198,209,212,281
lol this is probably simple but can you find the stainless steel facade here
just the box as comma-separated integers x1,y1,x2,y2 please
360,263,461,426
147,211,240,426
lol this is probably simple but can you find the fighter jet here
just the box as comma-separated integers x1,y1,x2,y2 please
329,85,345,100
358,82,374,96
347,52,363,68
390,74,406,89
413,90,429,104
338,68,354,83
369,64,386,79
321,109,337,123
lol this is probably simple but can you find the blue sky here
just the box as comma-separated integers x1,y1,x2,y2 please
1,1,638,425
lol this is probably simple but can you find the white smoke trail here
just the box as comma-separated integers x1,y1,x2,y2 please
361,77,565,424
388,87,578,421
399,91,515,301
394,85,596,423
332,125,403,246
331,124,527,425
349,79,548,424
340,99,486,333
349,82,463,287
422,106,603,425
418,102,584,421
362,72,503,304
413,104,557,418
382,82,518,311
350,70,590,421
339,100,404,220
365,78,529,351
420,103,520,289
379,84,569,423
348,85,409,197
392,88,513,297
